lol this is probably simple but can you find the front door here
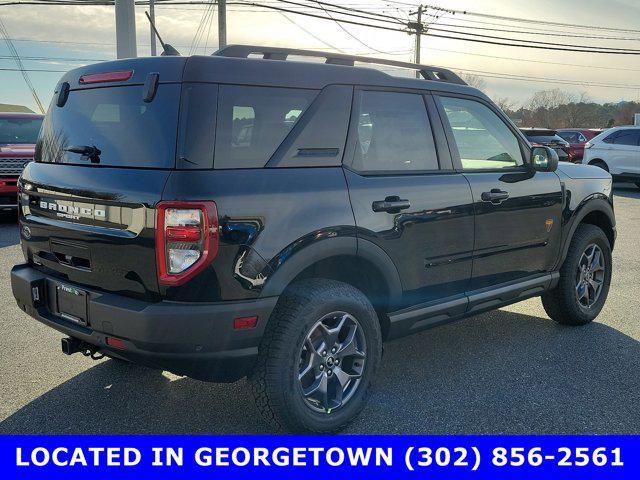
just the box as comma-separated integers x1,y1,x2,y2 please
344,89,475,308
435,94,563,291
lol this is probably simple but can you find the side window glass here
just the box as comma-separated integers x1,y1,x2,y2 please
352,91,438,172
603,132,617,144
579,133,587,143
612,129,640,146
215,86,317,168
439,96,524,170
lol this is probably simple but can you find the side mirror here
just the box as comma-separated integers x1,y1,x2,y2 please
531,146,559,172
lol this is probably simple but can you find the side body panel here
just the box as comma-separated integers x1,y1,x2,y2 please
463,171,563,289
162,167,357,302
345,169,475,307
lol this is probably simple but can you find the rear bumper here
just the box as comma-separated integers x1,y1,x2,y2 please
11,264,278,382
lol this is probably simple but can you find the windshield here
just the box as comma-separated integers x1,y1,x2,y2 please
36,84,180,168
0,117,43,144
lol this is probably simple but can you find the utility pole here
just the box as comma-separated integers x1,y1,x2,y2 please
218,0,227,48
115,0,137,59
149,0,157,56
408,5,424,78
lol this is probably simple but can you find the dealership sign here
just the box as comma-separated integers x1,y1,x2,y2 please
1,435,638,479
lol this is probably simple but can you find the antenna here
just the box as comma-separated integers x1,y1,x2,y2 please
144,11,180,56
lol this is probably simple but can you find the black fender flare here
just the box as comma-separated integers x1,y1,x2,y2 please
260,235,403,309
555,197,615,270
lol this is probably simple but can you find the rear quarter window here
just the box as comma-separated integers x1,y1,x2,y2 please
214,86,317,169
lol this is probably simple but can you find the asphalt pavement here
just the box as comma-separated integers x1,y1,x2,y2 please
1,185,639,434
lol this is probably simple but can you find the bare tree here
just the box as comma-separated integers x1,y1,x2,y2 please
458,73,487,92
493,96,517,113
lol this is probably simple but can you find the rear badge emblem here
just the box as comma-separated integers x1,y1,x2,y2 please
22,225,31,240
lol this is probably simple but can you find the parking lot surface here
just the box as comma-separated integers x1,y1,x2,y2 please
1,185,639,434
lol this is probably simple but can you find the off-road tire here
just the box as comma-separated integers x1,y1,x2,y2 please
542,224,612,326
249,279,382,432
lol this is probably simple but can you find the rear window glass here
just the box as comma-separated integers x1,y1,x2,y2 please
0,117,43,144
525,135,566,144
214,85,317,169
557,132,579,143
36,84,180,168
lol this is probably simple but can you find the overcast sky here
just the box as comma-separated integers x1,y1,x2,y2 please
2,0,640,113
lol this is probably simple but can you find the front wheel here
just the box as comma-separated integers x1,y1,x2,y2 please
542,224,612,325
249,279,382,432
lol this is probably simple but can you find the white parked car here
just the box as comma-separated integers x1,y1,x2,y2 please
582,126,640,188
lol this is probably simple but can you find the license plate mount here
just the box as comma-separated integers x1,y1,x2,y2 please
56,283,88,326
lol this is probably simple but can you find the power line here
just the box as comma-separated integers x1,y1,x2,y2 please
276,0,405,25
424,19,640,42
310,0,400,54
4,0,640,56
424,47,640,74
0,15,45,112
278,11,347,53
0,54,108,61
421,23,640,53
0,66,66,71
422,3,640,35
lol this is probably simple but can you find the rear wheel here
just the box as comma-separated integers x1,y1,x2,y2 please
249,279,382,432
589,160,609,172
542,224,612,326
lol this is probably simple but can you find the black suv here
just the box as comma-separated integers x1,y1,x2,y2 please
11,46,616,432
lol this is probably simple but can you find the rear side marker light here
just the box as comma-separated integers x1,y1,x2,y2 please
79,70,133,85
156,201,219,286
234,316,258,330
106,337,126,350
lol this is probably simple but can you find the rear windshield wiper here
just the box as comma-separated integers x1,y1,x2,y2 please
65,145,101,164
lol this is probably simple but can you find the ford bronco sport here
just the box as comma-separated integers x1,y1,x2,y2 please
11,46,616,432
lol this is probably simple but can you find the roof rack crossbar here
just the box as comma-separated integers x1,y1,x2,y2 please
213,45,467,85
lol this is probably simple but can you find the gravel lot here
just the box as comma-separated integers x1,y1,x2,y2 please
1,185,639,434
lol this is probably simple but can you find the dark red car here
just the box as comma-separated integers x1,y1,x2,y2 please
0,112,43,213
556,129,602,163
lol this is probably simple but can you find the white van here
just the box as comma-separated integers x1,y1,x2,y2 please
582,126,640,188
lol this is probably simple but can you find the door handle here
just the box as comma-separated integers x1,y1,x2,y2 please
481,189,510,204
372,196,411,213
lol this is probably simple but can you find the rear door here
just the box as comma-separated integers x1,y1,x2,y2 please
603,128,640,175
435,94,563,291
20,72,182,301
344,89,474,308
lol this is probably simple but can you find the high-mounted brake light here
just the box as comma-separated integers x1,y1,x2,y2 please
79,70,133,85
156,201,219,286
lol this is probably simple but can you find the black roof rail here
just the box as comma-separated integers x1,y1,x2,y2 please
213,44,467,86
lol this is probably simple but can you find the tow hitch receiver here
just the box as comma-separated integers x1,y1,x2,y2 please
61,337,104,359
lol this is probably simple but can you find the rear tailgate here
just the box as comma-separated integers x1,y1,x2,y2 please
20,164,169,300
18,57,185,301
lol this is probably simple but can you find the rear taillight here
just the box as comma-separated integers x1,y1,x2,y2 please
156,201,218,285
